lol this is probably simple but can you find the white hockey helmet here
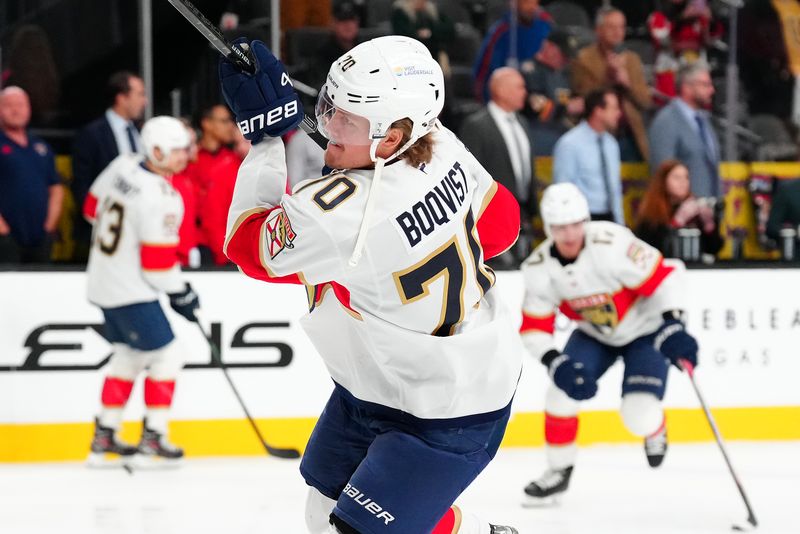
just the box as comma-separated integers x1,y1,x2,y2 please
141,115,190,164
315,35,445,161
540,183,590,236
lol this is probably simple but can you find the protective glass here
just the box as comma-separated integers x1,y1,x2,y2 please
315,86,373,146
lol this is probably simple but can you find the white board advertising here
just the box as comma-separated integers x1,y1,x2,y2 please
1,269,798,426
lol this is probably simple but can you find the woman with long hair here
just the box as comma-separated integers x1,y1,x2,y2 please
635,159,722,259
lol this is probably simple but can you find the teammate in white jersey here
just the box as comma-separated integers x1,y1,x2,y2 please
220,37,522,533
84,116,200,466
519,183,699,502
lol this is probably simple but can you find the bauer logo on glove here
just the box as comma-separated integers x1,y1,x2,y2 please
219,39,304,143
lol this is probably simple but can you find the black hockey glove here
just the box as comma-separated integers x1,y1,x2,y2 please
654,312,698,370
219,39,304,144
542,350,597,400
168,283,200,323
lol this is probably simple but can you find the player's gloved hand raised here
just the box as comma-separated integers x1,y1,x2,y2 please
219,39,303,144
168,283,200,322
654,313,699,370
542,351,597,400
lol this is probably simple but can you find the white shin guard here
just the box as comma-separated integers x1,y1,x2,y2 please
620,392,664,437
306,487,337,534
146,339,184,381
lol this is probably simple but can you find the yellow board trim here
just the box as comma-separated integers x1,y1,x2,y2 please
2,407,798,462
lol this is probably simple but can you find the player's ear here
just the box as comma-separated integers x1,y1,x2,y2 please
378,127,404,155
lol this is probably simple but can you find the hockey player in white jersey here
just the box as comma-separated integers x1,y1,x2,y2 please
84,116,200,466
219,37,522,533
520,183,699,502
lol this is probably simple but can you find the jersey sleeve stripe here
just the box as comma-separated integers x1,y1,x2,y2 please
476,181,499,219
225,207,302,285
520,312,556,334
558,302,582,321
476,182,520,259
141,243,179,271
633,256,674,297
83,192,98,223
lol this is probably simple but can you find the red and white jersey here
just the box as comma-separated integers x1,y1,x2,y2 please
225,124,522,420
84,154,186,308
520,221,685,360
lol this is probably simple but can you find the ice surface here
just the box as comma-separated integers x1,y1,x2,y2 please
0,442,796,533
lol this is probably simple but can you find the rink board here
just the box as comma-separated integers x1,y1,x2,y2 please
1,270,799,461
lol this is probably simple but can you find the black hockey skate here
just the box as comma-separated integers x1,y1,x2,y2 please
522,466,573,506
490,525,519,534
87,417,138,468
133,419,184,468
645,426,668,468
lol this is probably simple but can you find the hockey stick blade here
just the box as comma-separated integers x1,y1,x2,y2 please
194,315,301,459
164,0,327,148
679,360,758,530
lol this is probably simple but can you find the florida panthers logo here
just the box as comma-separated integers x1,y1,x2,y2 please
265,208,296,259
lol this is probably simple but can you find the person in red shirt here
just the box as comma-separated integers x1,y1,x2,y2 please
202,129,251,265
182,104,237,258
171,119,200,267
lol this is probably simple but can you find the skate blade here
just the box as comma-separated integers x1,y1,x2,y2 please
130,454,183,470
86,452,134,469
521,493,563,508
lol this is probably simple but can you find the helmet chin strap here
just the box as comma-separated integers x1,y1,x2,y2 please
348,134,420,267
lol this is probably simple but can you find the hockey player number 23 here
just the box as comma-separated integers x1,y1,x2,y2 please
96,201,125,255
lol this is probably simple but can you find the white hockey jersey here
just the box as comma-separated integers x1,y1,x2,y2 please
225,125,522,420
85,154,185,308
520,221,685,360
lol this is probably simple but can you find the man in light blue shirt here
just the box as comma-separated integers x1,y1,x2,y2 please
553,89,624,224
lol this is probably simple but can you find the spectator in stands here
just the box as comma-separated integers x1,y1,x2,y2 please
71,71,147,262
473,0,553,102
572,7,651,162
183,103,237,263
0,87,64,264
553,89,624,224
649,62,720,200
3,25,60,126
306,2,361,91
171,119,200,268
286,129,325,189
766,179,800,243
391,0,455,74
525,28,583,156
460,67,536,267
635,159,722,259
648,0,723,101
202,129,251,266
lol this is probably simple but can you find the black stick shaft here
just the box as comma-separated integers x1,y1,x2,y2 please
164,0,328,149
196,320,301,459
682,362,757,527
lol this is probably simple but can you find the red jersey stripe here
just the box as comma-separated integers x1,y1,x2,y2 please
635,257,674,297
476,182,520,259
83,192,98,222
520,312,556,334
141,243,179,271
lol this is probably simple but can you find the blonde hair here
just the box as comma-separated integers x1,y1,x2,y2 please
391,118,435,168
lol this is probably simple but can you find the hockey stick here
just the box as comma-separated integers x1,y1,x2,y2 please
678,359,758,531
194,312,301,459
164,0,327,149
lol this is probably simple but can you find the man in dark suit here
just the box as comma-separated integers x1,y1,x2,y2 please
649,62,720,200
71,71,147,261
460,67,537,267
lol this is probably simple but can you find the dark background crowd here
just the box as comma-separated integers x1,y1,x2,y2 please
2,0,800,270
